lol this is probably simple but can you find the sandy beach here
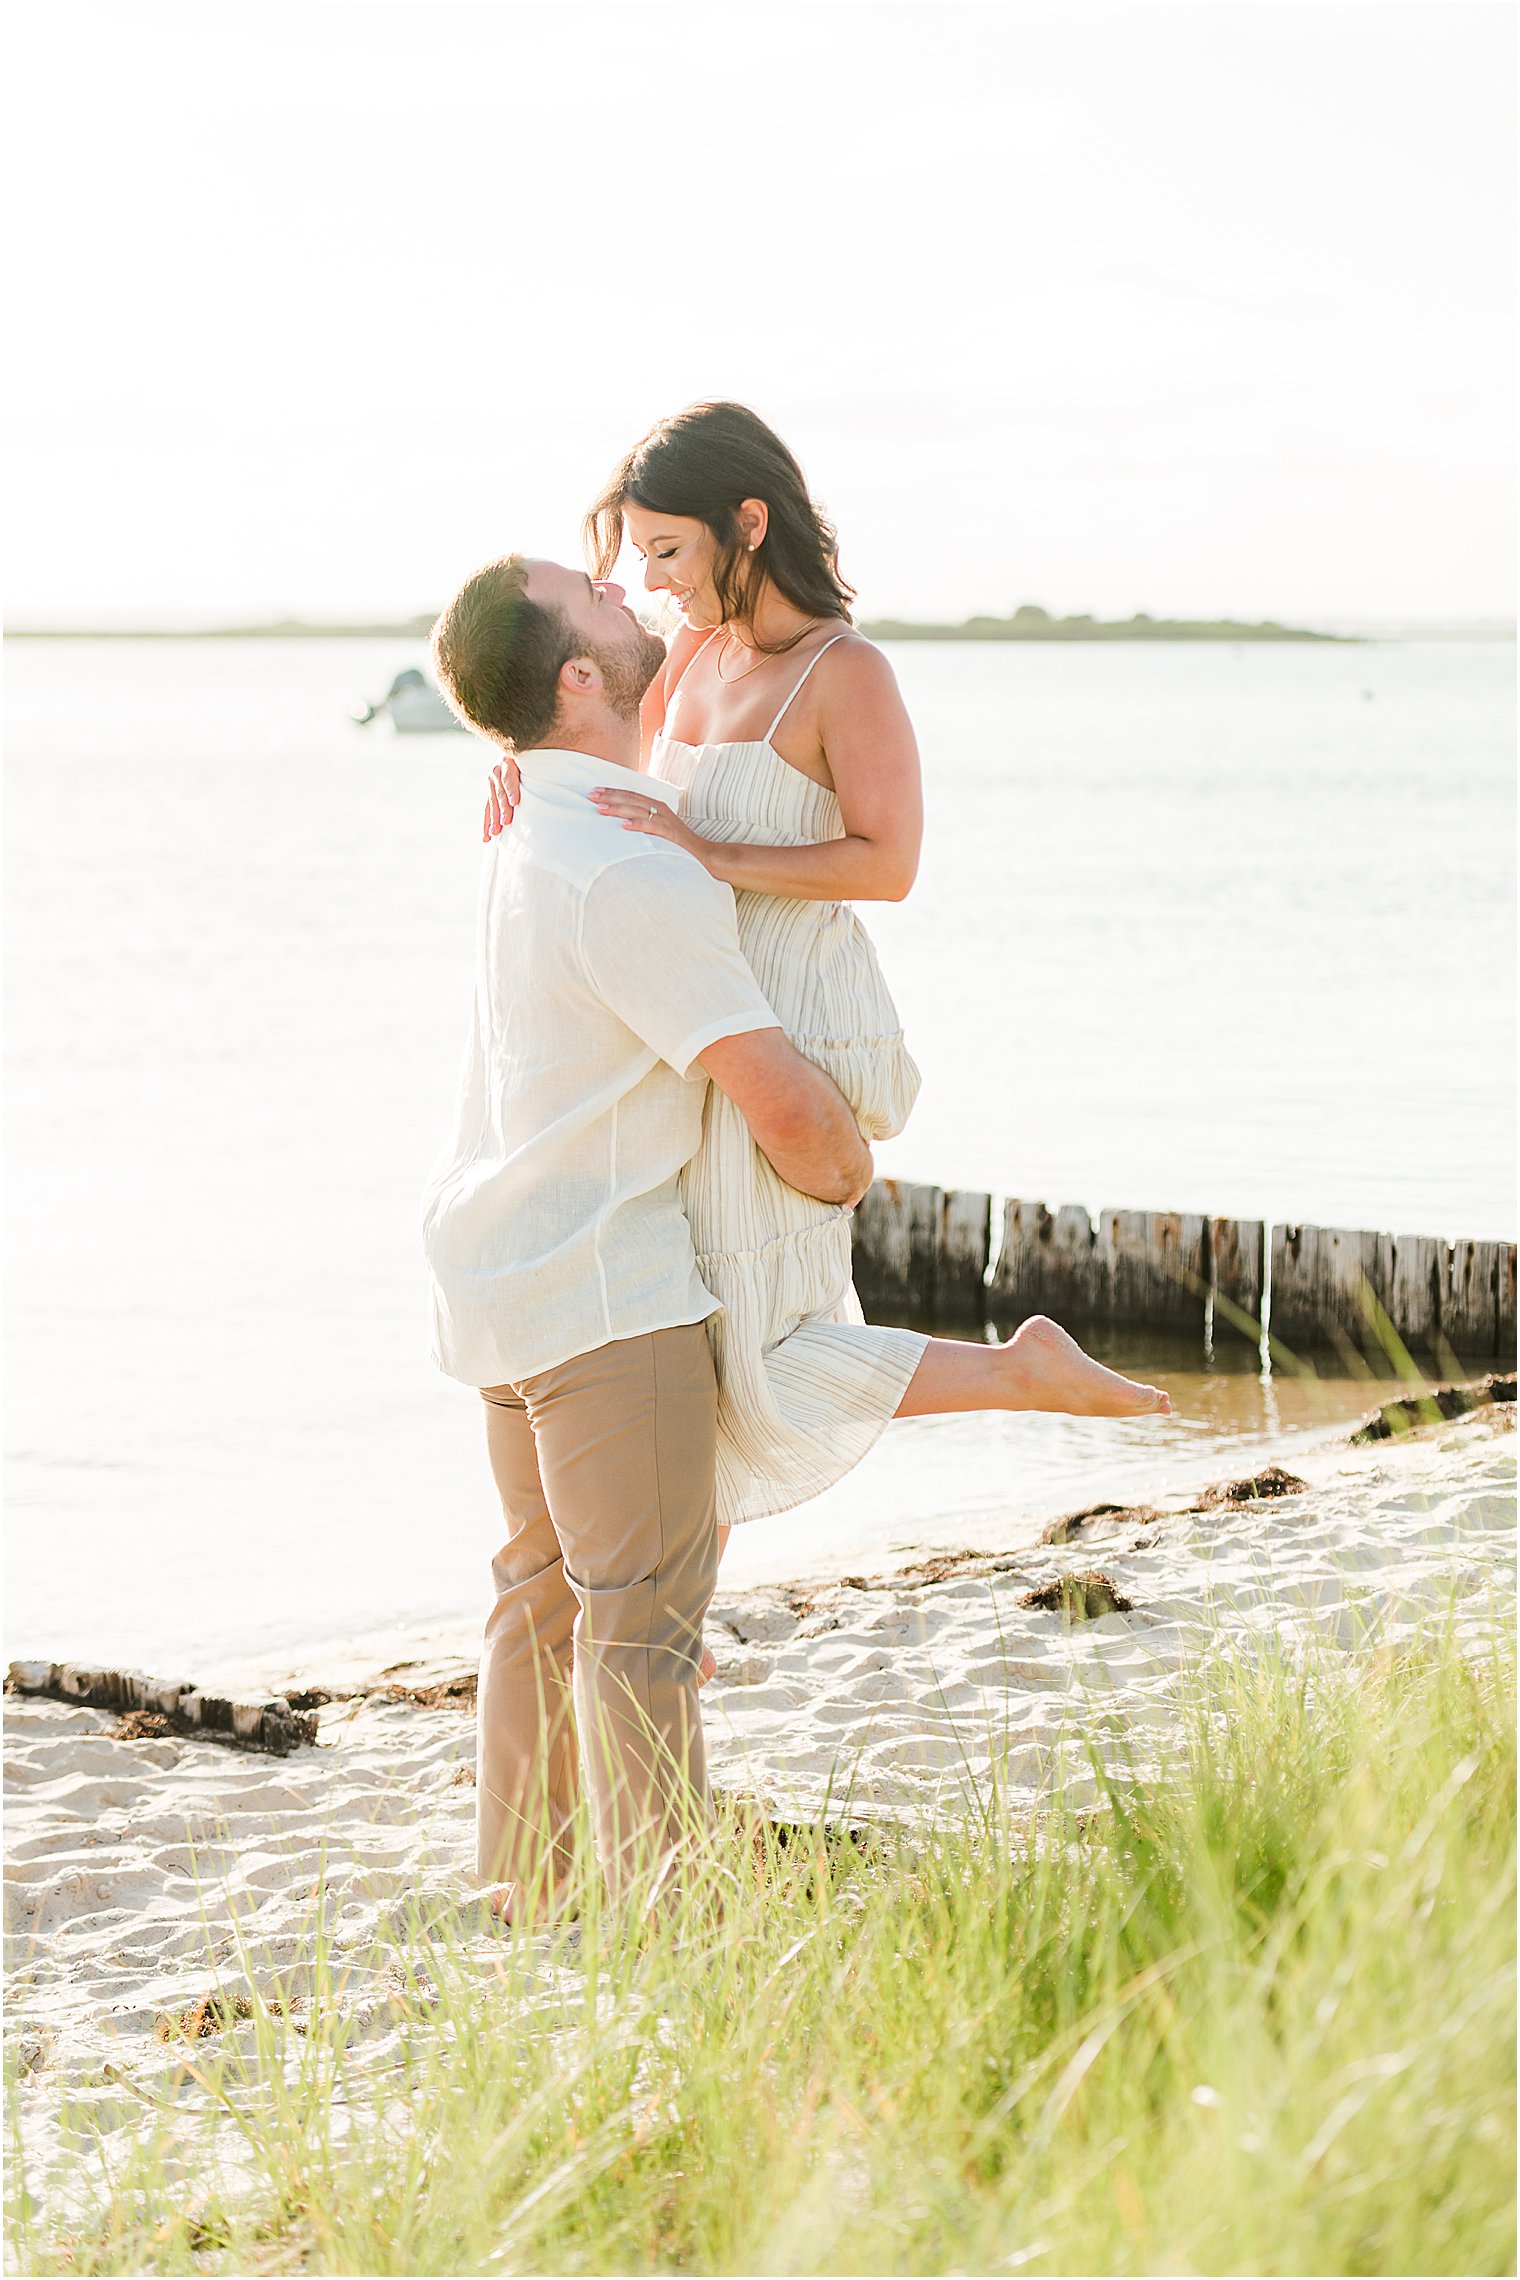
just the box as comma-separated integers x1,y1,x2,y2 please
7,1399,1513,2193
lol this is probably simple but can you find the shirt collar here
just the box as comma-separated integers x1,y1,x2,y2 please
516,748,682,810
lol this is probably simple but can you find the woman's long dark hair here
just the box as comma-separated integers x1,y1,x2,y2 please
584,402,855,653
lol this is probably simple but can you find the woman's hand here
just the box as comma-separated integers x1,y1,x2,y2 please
483,756,521,842
591,786,725,875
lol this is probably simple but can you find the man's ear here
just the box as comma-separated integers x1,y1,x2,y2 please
735,497,769,551
559,653,598,697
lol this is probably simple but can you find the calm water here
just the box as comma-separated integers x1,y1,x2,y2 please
5,637,1514,1682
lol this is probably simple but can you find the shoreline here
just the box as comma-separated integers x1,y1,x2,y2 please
6,1402,1514,2176
0,1377,1476,1705
8,1381,1513,1735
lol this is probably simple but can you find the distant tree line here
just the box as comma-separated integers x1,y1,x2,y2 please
857,602,1342,642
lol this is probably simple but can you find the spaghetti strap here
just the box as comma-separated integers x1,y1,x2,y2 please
765,632,849,745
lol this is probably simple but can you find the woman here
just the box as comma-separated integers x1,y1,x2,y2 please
485,403,1167,1551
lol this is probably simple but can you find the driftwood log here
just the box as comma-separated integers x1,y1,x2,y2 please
4,1660,318,1755
850,1181,1515,1359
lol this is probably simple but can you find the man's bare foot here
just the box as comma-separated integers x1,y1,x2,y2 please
698,1643,717,1688
1001,1315,1171,1417
484,1881,578,1928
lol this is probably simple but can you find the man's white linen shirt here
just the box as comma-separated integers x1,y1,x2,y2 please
423,749,780,1387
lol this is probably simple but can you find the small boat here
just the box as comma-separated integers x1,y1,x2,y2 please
351,667,465,734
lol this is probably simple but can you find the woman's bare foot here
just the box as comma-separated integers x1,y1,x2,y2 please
1001,1315,1171,1417
698,1643,717,1688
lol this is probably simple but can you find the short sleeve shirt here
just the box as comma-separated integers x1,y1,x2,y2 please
422,749,779,1386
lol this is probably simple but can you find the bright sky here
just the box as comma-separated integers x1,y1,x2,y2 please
6,0,1515,627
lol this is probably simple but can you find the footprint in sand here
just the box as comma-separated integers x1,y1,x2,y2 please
962,1656,1071,1691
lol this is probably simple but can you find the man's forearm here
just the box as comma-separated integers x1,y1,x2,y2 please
697,1029,874,1207
752,1059,873,1206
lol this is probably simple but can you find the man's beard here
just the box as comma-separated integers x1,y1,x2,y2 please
592,620,667,721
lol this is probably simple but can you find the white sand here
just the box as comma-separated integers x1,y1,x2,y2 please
705,1407,1515,1817
6,1409,1514,2178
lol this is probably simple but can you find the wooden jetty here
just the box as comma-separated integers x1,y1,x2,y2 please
851,1181,1517,1360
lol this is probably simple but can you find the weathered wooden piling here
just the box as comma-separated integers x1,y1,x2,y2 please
1270,1225,1518,1360
1269,1224,1380,1351
938,1190,994,1320
850,1181,990,1321
1209,1215,1266,1339
1448,1239,1518,1358
848,1178,1513,1358
1105,1209,1209,1330
1375,1231,1445,1353
988,1200,1101,1323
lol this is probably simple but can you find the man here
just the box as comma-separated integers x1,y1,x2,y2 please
423,555,873,1913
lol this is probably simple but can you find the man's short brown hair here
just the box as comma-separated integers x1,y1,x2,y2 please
431,555,580,750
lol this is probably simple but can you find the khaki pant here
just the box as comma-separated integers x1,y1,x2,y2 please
476,1323,719,1898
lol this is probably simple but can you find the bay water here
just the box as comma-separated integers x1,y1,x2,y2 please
5,636,1513,1682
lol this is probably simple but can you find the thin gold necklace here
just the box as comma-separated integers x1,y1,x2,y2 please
714,620,826,683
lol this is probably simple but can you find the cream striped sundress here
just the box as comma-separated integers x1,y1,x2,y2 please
652,634,930,1529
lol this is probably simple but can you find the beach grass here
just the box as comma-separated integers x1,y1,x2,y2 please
8,1625,1515,2277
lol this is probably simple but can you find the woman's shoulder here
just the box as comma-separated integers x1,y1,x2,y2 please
808,625,904,702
